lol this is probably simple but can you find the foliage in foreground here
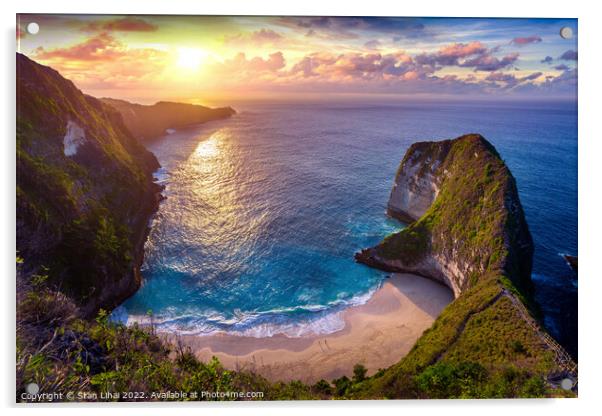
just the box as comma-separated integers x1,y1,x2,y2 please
16,259,573,402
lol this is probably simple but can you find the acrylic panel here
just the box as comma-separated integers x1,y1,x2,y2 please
16,14,578,402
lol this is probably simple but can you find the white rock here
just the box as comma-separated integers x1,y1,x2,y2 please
63,120,86,156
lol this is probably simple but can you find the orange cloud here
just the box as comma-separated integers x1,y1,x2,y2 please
217,52,286,75
511,35,542,46
439,41,487,60
32,33,167,90
35,33,124,62
82,17,158,32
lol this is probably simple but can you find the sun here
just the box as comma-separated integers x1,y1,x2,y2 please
176,47,207,70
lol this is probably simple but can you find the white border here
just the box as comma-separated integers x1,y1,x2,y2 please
2,1,600,415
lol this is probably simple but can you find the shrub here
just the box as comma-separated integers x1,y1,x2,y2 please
353,364,367,383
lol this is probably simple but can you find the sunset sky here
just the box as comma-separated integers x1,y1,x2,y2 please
17,15,578,105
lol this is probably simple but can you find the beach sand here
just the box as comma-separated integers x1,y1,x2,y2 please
172,273,453,383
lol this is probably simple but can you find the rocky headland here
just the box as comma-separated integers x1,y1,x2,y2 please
101,98,236,141
354,134,577,397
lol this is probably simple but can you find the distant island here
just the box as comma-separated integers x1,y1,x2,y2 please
101,98,236,141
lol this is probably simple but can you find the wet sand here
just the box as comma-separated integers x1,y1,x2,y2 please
171,273,453,383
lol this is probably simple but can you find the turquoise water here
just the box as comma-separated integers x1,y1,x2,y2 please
113,100,577,353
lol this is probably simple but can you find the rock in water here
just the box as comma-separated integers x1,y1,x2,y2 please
563,255,578,273
356,134,533,298
355,134,577,397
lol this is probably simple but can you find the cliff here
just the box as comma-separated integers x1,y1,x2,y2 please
101,98,236,141
356,134,534,297
354,134,577,397
16,53,162,316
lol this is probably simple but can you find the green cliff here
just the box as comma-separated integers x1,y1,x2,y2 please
101,98,236,141
17,52,162,315
354,134,576,398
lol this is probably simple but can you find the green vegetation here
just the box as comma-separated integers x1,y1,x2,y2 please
375,135,533,292
17,53,160,312
18,257,571,401
379,221,430,264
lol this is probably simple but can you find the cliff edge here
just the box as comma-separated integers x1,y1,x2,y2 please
17,53,162,316
354,134,577,398
356,134,533,297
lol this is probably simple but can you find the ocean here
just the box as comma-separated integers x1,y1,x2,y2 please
112,99,578,357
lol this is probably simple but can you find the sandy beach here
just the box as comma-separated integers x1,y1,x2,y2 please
171,273,453,383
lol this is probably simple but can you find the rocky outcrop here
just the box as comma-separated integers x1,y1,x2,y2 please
354,134,577,397
563,255,578,273
386,139,451,224
101,98,236,141
356,134,534,298
17,53,162,316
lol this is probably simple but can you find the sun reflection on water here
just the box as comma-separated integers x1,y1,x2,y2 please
181,128,267,259
194,133,220,159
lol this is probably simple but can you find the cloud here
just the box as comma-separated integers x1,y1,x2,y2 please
554,64,570,71
521,72,543,81
415,42,518,72
541,55,553,64
511,35,542,46
364,40,381,50
514,67,577,96
275,16,427,40
216,52,286,76
485,71,542,88
485,72,518,83
224,29,284,46
439,41,489,63
82,17,158,32
34,33,125,61
32,33,167,90
461,52,519,72
559,50,578,61
287,51,430,82
415,41,487,66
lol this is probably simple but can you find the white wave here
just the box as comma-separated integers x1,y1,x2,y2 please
112,284,381,338
153,167,170,184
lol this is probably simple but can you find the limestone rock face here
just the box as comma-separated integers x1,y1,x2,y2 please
356,134,534,298
386,140,450,223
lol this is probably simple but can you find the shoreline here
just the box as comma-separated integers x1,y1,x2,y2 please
168,273,453,383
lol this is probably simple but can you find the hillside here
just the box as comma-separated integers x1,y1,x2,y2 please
17,52,162,315
101,98,236,141
354,134,576,398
